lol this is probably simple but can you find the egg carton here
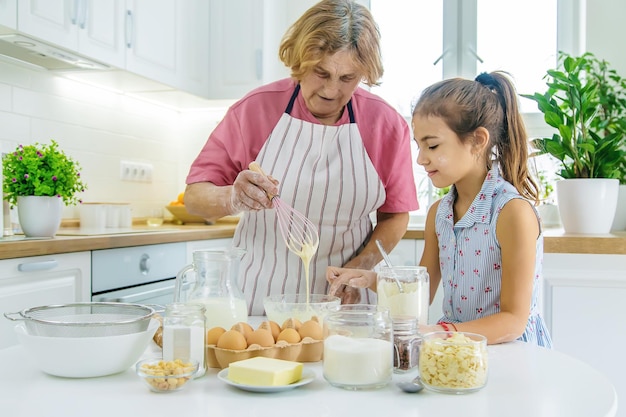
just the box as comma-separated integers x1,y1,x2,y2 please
206,338,323,369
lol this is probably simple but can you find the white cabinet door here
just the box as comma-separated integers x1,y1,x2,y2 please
207,0,263,99
543,253,626,410
16,0,124,67
0,0,17,28
17,0,78,48
0,251,91,349
80,0,125,67
125,0,209,95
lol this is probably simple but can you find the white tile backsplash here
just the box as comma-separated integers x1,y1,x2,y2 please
0,59,227,219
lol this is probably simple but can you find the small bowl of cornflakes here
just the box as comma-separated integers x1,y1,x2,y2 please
418,331,488,394
135,358,199,393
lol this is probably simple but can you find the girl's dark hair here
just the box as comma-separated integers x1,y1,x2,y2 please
412,71,539,203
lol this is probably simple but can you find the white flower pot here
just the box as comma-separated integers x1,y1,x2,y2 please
611,184,626,232
17,196,63,237
556,179,619,234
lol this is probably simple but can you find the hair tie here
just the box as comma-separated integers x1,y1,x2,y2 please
475,72,497,89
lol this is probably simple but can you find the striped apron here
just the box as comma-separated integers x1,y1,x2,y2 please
234,85,386,315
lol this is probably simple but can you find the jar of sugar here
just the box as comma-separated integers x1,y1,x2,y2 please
162,303,206,378
323,304,393,390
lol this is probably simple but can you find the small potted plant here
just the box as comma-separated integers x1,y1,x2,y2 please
2,140,87,237
522,51,626,233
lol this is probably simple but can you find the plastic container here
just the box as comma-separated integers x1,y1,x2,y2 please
323,304,393,390
419,331,488,394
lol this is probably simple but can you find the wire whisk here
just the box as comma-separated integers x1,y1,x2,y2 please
248,162,319,256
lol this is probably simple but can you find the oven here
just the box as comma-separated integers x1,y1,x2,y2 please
91,242,186,306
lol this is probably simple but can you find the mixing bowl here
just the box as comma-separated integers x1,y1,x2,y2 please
15,318,160,378
263,294,340,325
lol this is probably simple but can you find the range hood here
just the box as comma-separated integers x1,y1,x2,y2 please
0,33,110,71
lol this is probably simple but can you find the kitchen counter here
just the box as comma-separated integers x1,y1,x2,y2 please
0,321,617,417
1,221,625,260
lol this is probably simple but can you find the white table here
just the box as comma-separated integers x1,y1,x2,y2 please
0,334,617,417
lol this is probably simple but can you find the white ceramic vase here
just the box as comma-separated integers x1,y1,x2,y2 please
17,196,63,237
556,179,619,234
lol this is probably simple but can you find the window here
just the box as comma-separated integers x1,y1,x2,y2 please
370,0,579,214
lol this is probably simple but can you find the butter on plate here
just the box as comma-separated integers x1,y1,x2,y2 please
227,357,303,386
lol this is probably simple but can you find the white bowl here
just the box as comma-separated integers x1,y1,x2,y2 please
263,294,340,325
15,317,159,378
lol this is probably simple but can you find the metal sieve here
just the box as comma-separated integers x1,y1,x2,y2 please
4,302,156,338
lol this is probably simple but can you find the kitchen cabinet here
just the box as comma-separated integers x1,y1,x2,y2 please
543,252,626,413
14,0,209,97
125,0,209,95
206,0,264,99
16,0,125,67
0,0,16,28
0,251,91,349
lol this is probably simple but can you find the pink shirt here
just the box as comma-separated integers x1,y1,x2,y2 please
187,78,418,213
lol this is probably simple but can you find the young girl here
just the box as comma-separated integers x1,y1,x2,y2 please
327,71,552,347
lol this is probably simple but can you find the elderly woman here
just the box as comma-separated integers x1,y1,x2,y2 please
184,0,418,315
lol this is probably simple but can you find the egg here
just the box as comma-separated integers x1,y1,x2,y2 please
206,326,226,345
246,328,275,347
231,322,254,339
277,327,301,344
216,329,248,350
281,318,302,331
298,319,323,340
258,320,281,341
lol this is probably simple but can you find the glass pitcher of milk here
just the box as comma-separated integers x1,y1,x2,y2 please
174,248,248,329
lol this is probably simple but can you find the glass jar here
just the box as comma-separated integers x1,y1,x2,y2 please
392,316,421,373
323,304,393,390
418,331,488,394
377,266,430,325
162,303,206,377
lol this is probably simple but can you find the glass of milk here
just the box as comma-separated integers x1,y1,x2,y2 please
323,304,393,390
377,266,429,325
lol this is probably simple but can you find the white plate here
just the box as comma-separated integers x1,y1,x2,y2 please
217,368,315,393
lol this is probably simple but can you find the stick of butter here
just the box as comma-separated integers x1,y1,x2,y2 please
227,357,303,386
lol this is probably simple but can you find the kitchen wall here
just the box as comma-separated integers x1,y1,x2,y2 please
0,58,226,219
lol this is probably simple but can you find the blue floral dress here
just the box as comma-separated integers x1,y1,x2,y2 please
435,165,552,348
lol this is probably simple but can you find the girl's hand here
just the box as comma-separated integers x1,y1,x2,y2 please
326,266,377,300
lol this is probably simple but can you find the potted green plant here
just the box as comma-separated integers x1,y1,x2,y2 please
522,51,625,233
2,140,87,237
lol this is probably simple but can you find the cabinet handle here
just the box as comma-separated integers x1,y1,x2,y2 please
78,0,87,29
125,10,133,48
71,0,80,25
17,260,59,272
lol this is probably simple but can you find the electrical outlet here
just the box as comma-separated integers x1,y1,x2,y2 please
120,161,153,182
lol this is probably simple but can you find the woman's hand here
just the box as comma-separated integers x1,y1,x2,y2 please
229,168,279,213
326,266,377,303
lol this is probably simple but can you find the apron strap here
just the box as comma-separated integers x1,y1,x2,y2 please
286,84,355,123
285,84,300,114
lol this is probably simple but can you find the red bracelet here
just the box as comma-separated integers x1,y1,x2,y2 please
438,322,458,332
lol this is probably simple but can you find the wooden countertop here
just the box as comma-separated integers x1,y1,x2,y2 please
404,228,626,255
1,222,624,260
